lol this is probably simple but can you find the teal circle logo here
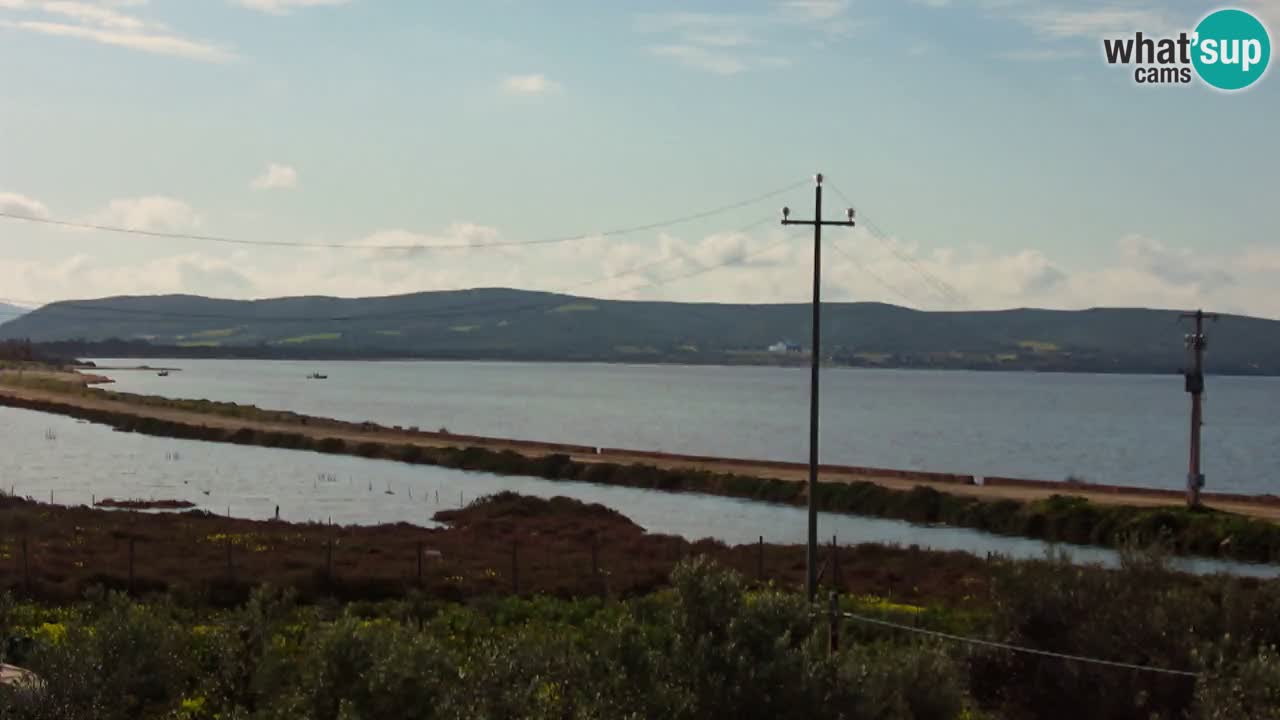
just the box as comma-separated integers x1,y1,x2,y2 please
1192,8,1271,91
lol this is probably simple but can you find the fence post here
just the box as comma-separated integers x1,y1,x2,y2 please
757,535,764,582
831,535,840,590
511,539,519,595
416,540,423,586
128,538,135,595
828,591,840,655
326,539,333,584
21,537,30,595
226,537,234,579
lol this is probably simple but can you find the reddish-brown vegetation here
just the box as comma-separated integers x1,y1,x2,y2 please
0,492,992,608
92,498,197,510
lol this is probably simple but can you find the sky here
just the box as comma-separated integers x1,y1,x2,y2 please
1,0,1277,317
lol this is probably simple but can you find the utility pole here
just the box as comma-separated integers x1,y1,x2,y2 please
1180,309,1218,508
782,173,855,603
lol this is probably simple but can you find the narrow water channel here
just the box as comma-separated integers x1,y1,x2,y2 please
2,406,1274,578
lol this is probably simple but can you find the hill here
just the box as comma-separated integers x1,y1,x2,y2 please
0,302,28,322
1,289,1278,374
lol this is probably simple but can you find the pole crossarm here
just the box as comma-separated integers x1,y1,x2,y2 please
782,219,857,227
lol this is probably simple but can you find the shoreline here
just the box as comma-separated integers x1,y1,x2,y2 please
0,490,993,608
73,352,1280,378
6,368,1279,512
5,370,1280,562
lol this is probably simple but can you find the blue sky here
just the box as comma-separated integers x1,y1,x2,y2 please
1,0,1278,317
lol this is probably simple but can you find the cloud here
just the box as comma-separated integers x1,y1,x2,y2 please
0,192,49,219
650,45,749,75
1025,7,1173,38
1119,234,1235,292
0,1,233,62
350,223,504,260
38,1,146,30
250,163,299,191
233,0,351,15
996,47,1088,62
639,11,802,74
3,211,1279,319
1242,0,1280,27
86,196,202,232
0,252,256,302
776,0,850,22
500,74,560,96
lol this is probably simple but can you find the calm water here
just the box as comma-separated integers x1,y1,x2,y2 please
92,359,1280,495
2,404,1272,577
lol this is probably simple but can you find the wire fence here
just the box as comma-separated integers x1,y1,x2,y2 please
834,609,1201,678
0,497,1210,681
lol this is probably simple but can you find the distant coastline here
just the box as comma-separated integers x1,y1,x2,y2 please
51,340,1275,377
4,290,1278,375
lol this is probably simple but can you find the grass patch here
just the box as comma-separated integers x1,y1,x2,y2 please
275,332,342,344
1017,340,1060,352
549,303,598,313
189,327,239,338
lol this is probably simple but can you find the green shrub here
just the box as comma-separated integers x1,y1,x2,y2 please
316,437,346,454
833,642,969,720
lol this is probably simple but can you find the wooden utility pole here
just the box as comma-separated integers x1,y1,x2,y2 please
1180,309,1218,507
782,173,855,603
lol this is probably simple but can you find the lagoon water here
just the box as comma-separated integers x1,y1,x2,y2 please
90,359,1280,495
2,403,1274,578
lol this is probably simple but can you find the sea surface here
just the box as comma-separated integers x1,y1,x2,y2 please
90,359,1280,495
1,403,1273,577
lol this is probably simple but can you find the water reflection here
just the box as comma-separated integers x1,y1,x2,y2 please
1,406,1274,578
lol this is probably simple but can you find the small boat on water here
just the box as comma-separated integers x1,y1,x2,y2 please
306,372,328,380
156,370,169,377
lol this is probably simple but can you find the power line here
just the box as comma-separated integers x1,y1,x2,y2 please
827,184,967,307
0,217,782,326
839,611,1200,678
0,179,807,252
859,216,967,307
617,220,796,298
828,239,922,308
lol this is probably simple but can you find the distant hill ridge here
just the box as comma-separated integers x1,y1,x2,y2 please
0,302,28,321
2,289,1278,374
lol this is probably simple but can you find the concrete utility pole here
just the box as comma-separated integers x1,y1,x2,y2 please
1180,309,1218,508
781,173,855,603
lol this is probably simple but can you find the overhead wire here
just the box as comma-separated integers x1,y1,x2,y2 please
0,217,784,326
0,179,808,252
827,239,923,309
839,610,1200,678
827,183,968,307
